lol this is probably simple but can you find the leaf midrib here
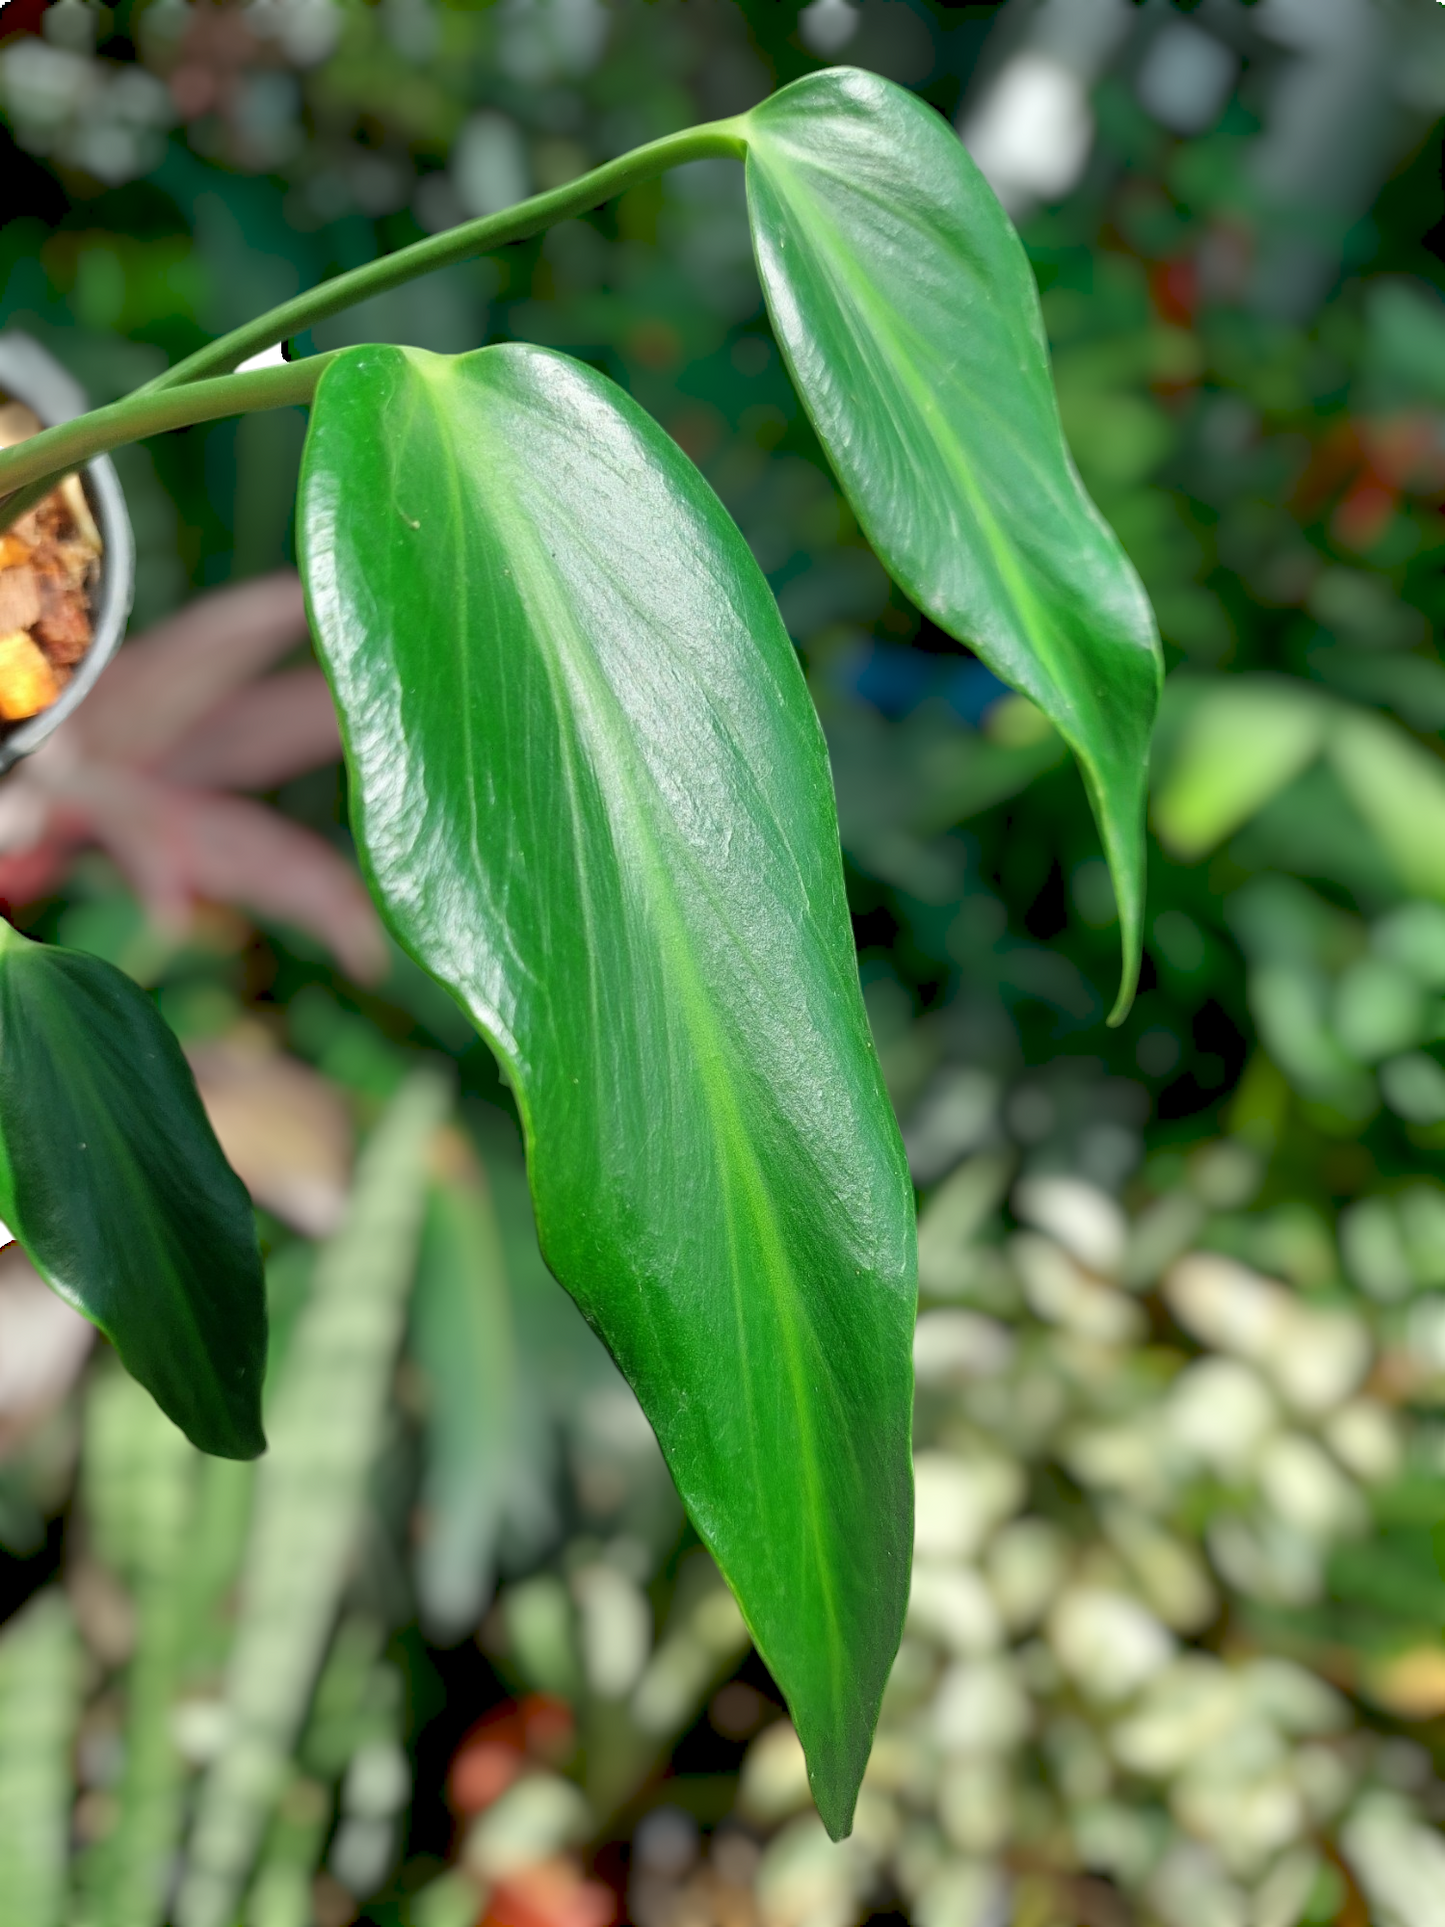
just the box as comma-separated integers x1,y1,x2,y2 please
749,136,1130,751
436,362,852,1711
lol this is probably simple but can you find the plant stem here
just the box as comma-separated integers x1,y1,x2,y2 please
141,119,745,394
0,117,744,534
0,357,335,517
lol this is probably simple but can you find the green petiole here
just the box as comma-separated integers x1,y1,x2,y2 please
0,116,744,532
0,359,336,517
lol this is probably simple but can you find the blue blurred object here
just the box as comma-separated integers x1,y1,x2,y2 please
839,636,1009,722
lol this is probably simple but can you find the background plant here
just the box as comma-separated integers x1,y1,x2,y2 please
0,4,1443,1926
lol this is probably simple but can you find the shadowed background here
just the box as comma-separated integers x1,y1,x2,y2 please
1,3,1445,1925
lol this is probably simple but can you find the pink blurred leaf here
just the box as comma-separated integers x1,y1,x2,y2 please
158,668,341,791
0,1246,94,1457
188,1028,354,1237
70,570,310,767
81,766,387,982
0,573,388,980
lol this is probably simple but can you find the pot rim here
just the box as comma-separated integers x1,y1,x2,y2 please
0,331,136,775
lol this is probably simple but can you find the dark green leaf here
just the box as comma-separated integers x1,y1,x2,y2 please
741,68,1163,1018
0,927,265,1459
299,341,916,1837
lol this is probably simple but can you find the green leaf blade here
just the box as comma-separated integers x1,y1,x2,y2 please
0,932,266,1459
299,341,916,1836
741,68,1163,1018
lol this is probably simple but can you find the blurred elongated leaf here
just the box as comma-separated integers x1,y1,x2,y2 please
412,1140,519,1641
299,341,916,1837
0,1591,80,1927
79,1369,197,1927
740,68,1162,1017
177,1071,448,1927
1152,676,1328,859
0,926,266,1459
1329,710,1445,901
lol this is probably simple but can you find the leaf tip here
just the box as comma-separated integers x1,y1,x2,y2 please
1106,977,1137,1031
810,1773,858,1845
1106,904,1145,1028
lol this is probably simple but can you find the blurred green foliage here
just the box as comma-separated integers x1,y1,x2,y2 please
3,2,1445,1923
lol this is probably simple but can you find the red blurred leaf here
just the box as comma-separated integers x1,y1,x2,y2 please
450,1742,524,1816
519,1696,576,1765
485,1862,618,1927
1333,477,1400,552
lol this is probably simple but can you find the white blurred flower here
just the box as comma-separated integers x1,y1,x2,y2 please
1165,1356,1279,1479
453,110,530,219
932,1655,1031,1756
739,1723,812,1827
1014,1175,1127,1275
960,52,1093,216
797,0,860,58
755,1813,874,1927
1146,1839,1248,1927
1068,1801,1159,1888
0,39,97,145
1103,1507,1217,1634
1271,1312,1371,1417
1063,1416,1178,1510
1207,1513,1323,1607
984,1518,1070,1636
1324,1399,1403,1483
1343,1792,1445,1927
1111,1656,1242,1778
1048,1587,1174,1703
1171,1767,1305,1878
1253,1848,1324,1927
1258,1433,1365,1541
936,1756,1012,1855
913,1452,1024,1563
497,0,608,86
1012,1233,1145,1344
907,1563,1003,1657
569,1562,651,1700
245,0,341,66
1406,1294,1445,1375
1165,1254,1369,1415
1291,1741,1356,1824
913,1310,1013,1386
909,1856,1009,1927
1239,1658,1349,1738
462,1773,591,1881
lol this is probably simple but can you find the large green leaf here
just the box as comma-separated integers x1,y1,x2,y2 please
299,341,916,1837
0,926,265,1458
740,68,1163,1018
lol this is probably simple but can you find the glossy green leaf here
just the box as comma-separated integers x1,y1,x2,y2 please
740,68,1163,1018
299,341,916,1837
0,926,266,1459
